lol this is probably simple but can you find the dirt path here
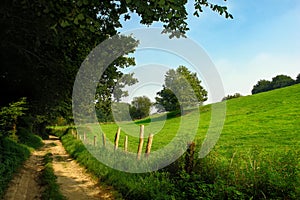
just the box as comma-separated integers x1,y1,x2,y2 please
3,135,116,200
3,144,44,200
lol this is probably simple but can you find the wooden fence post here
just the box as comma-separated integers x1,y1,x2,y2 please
145,134,154,158
114,127,121,150
124,135,128,152
137,125,144,160
93,136,96,146
83,132,86,142
102,133,106,147
185,142,196,174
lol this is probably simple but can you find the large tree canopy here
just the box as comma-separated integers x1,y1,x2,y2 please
130,96,152,120
155,66,207,112
0,0,232,127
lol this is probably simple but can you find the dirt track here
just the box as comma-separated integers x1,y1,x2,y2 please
3,136,116,200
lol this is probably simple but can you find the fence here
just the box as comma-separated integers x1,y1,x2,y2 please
71,125,154,159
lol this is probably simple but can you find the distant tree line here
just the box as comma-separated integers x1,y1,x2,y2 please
222,93,243,101
252,73,300,94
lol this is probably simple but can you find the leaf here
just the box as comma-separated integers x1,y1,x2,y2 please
193,11,199,17
83,0,89,5
89,26,95,32
77,13,85,21
60,20,70,28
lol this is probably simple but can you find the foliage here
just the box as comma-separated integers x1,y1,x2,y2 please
113,73,139,102
40,153,66,200
251,79,273,94
0,0,232,132
111,102,132,122
296,73,300,84
272,74,295,89
0,99,42,198
129,96,152,120
252,74,297,94
0,138,31,198
0,98,27,138
155,66,207,112
222,93,243,101
17,127,43,149
156,88,179,112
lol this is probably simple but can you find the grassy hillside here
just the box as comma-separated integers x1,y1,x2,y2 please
98,84,299,156
61,84,300,199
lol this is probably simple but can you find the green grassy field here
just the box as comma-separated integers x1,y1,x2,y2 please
61,84,300,199
88,84,300,158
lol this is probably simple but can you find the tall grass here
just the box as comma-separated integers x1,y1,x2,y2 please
0,128,43,198
0,138,31,197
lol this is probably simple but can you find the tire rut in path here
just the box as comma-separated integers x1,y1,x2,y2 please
3,135,116,200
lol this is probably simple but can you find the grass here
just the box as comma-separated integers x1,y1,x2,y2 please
0,138,31,197
95,84,300,156
40,153,66,200
58,84,300,199
0,130,43,198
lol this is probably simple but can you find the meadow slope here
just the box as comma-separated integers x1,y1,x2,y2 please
60,84,300,199
99,84,300,157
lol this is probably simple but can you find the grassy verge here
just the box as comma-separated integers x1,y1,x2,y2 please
58,129,175,200
0,132,43,198
0,138,31,197
40,152,66,200
58,128,299,199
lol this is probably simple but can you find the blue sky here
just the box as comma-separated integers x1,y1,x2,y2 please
117,0,300,103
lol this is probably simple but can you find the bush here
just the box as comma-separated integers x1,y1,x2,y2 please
0,98,27,138
17,127,43,149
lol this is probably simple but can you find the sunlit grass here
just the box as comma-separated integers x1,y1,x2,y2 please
88,84,300,158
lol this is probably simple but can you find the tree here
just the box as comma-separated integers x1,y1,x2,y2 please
271,75,295,89
251,80,272,94
113,73,138,102
0,98,27,138
1,0,232,128
130,96,152,119
111,102,132,122
156,88,180,112
155,66,207,112
296,73,300,84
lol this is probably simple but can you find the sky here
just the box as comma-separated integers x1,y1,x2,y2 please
117,0,300,103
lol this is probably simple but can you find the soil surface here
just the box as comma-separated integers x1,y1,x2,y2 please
3,135,116,200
